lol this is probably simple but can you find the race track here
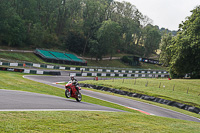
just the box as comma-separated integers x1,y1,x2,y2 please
23,75,200,123
0,89,123,112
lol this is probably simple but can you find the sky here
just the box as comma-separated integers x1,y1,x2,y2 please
116,0,200,31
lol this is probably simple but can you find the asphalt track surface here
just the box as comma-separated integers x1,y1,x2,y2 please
0,89,123,112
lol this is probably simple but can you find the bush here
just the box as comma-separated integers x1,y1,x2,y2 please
121,56,132,64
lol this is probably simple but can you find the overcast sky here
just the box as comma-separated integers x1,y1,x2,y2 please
116,0,199,31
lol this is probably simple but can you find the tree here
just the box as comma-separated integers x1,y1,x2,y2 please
0,0,26,47
143,24,161,57
0,0,163,60
160,6,200,78
97,19,121,60
159,33,173,66
88,39,101,61
65,30,86,54
82,0,107,56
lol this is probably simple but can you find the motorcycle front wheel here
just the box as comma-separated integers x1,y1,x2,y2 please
76,93,82,102
65,89,71,98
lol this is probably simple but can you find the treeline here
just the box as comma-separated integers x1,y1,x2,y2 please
0,0,161,60
159,6,200,78
160,28,177,36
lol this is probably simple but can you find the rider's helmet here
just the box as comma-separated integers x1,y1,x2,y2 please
70,75,75,80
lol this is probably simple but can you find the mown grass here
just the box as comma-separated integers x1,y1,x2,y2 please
0,52,44,63
0,71,200,132
0,111,200,133
80,79,200,108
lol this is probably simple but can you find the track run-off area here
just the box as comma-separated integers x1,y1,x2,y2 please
12,75,198,123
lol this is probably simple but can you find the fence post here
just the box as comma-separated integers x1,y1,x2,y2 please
145,81,148,87
173,85,175,91
159,82,161,88
187,87,189,94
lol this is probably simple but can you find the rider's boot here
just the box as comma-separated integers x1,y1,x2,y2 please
75,87,79,94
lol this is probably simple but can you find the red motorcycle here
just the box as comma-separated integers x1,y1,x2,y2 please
65,81,82,102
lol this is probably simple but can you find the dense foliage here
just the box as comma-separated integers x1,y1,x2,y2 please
160,28,177,36
159,6,200,78
0,0,161,59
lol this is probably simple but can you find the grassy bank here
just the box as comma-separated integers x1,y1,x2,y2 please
87,60,165,70
0,51,166,70
0,52,44,63
80,79,200,108
0,111,200,133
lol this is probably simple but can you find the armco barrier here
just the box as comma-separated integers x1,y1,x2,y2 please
0,67,24,73
0,61,169,75
69,72,169,78
0,67,61,75
80,84,200,114
23,69,61,75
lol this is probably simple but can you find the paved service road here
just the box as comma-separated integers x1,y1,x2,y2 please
24,75,200,123
0,89,124,112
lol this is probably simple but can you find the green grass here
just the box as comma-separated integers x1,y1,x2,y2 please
0,52,46,63
0,51,166,70
0,111,200,133
80,79,200,108
0,71,200,132
87,59,132,68
87,59,165,70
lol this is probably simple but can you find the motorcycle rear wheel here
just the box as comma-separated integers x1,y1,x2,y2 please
76,93,82,102
65,89,71,98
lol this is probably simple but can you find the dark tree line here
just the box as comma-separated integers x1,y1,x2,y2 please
0,0,161,60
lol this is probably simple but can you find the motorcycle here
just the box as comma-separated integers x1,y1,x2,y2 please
65,81,82,102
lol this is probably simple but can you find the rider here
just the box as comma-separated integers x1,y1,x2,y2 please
70,75,79,93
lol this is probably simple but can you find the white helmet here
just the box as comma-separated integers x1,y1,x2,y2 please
70,75,75,79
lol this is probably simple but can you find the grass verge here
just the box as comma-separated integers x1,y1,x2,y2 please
80,79,200,109
0,111,200,133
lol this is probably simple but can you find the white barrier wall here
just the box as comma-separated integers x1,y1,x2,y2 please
47,65,54,69
59,67,65,70
33,64,41,67
106,70,111,72
98,69,102,72
24,69,30,73
111,73,115,77
36,70,44,74
70,67,76,70
10,63,18,67
92,73,97,76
